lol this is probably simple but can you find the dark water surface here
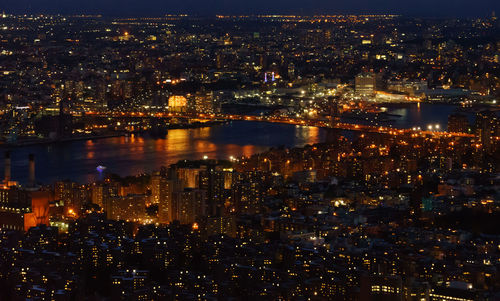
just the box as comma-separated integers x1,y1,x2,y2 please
2,121,326,184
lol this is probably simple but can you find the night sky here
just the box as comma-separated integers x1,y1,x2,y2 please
0,0,499,17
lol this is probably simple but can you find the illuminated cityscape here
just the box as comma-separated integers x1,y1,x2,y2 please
0,7,499,301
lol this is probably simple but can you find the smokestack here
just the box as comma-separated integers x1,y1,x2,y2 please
4,151,10,183
28,154,35,187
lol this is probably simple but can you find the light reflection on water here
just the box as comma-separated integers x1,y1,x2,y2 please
0,103,464,184
386,103,461,129
1,121,326,184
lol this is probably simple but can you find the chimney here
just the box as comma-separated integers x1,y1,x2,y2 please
28,154,35,187
4,151,10,183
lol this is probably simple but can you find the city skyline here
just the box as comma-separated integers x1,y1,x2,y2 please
1,0,499,17
0,7,498,301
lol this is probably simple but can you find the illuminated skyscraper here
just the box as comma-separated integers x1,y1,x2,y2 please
168,95,188,113
194,90,216,114
172,188,206,224
475,111,498,153
151,172,172,223
199,167,229,216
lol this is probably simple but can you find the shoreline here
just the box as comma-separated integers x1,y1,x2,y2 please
0,120,228,148
0,133,125,148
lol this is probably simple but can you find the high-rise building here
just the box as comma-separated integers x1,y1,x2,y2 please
55,181,76,205
175,166,204,189
168,95,188,113
151,172,173,223
107,194,148,221
475,111,498,153
205,215,236,238
0,187,31,231
194,90,216,114
199,167,229,216
233,171,264,215
355,72,377,96
91,183,104,207
172,188,206,224
447,113,470,133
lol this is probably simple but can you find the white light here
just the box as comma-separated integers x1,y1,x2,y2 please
435,124,440,130
203,155,208,160
427,125,433,130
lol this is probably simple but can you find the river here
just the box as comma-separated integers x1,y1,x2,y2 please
0,103,469,184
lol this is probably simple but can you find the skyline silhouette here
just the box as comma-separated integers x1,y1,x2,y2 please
1,0,499,17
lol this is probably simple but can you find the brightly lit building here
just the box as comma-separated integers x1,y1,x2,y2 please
168,95,188,113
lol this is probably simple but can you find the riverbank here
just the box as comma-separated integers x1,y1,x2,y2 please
0,133,125,148
0,120,229,148
0,121,322,184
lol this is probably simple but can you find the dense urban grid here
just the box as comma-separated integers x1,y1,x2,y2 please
0,12,499,300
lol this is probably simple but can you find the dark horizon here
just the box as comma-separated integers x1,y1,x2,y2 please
1,0,499,18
